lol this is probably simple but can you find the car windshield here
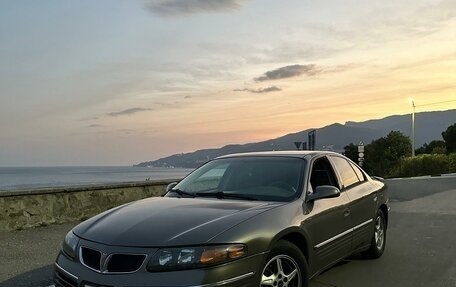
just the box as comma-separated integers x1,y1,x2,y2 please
170,157,306,202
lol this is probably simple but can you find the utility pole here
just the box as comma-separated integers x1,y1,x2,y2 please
308,130,317,150
409,98,416,157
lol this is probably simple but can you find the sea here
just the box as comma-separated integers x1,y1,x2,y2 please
0,166,193,191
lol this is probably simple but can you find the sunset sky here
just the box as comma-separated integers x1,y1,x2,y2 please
1,0,455,166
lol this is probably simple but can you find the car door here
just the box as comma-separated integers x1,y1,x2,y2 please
304,156,352,272
329,156,376,252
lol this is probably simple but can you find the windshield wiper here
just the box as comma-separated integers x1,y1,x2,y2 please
168,188,195,198
194,191,257,201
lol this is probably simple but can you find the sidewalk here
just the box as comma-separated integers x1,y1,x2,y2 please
0,221,79,283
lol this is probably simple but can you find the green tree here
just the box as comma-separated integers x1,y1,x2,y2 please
363,131,412,176
442,123,456,153
431,146,447,154
415,140,446,155
343,143,358,162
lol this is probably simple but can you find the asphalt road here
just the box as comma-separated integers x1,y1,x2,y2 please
1,175,455,287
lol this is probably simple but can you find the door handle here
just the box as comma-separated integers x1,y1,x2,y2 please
343,208,350,217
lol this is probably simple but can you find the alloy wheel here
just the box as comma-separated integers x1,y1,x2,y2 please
374,215,385,250
261,255,301,287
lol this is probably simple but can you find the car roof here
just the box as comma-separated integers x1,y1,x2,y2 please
215,150,343,160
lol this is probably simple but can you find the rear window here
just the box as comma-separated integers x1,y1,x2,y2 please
349,162,366,182
330,156,360,188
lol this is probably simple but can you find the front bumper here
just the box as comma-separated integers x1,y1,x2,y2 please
54,247,267,287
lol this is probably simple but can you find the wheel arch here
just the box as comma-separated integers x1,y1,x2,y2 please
270,227,311,265
379,204,388,228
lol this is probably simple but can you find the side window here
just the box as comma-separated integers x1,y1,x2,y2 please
330,156,360,188
310,157,339,192
349,162,366,182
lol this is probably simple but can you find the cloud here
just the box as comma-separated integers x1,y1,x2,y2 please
255,64,320,82
117,129,136,134
351,0,456,43
233,86,282,93
107,108,152,117
80,116,99,121
144,0,248,17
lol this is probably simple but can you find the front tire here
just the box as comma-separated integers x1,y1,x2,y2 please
362,210,386,259
260,240,309,287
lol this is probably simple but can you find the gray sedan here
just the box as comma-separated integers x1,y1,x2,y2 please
54,151,388,287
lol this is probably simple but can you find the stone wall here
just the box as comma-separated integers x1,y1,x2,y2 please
0,181,175,231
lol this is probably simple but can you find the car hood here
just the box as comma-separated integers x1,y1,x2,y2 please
73,197,281,247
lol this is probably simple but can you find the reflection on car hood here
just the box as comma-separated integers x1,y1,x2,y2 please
73,197,282,247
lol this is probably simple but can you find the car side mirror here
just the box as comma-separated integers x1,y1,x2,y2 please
163,182,178,196
166,182,178,192
306,185,340,202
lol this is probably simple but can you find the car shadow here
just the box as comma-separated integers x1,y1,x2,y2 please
310,252,381,287
313,253,371,277
318,259,351,276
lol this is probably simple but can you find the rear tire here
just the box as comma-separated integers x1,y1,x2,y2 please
260,240,309,287
362,210,386,259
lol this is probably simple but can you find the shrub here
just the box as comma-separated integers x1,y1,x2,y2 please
389,154,450,178
449,153,456,173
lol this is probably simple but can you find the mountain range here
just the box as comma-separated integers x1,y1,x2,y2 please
136,109,456,168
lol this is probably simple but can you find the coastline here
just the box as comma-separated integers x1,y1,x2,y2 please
0,166,192,191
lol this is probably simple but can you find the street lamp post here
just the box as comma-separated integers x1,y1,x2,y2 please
409,98,416,157
407,98,456,157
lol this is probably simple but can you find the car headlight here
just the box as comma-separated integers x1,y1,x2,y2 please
147,244,247,271
62,231,80,259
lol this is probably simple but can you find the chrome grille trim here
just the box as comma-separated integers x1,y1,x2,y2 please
55,262,78,280
79,246,103,273
104,252,148,274
79,246,147,274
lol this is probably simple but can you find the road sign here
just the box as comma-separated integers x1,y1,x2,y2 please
358,141,365,166
294,142,302,150
358,141,364,153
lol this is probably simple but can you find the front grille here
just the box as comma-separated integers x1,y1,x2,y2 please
80,246,102,271
107,254,146,272
80,246,147,273
54,270,77,287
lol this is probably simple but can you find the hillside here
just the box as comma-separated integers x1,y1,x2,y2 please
345,110,456,146
136,109,456,168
